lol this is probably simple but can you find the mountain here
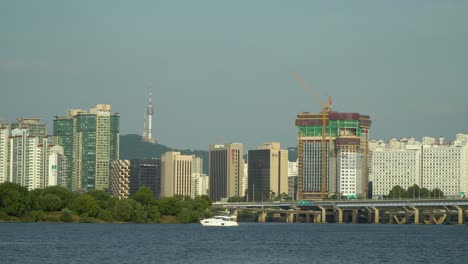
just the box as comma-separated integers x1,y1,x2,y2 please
119,134,298,173
119,134,208,173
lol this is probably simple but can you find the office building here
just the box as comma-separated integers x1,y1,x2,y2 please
129,159,161,199
247,142,288,201
11,118,47,140
208,143,244,202
111,160,131,199
369,134,468,198
296,112,371,199
161,152,192,197
53,104,120,191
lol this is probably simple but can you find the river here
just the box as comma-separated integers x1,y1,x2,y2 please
1,222,467,263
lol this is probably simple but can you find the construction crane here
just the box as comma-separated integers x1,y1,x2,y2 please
291,69,332,200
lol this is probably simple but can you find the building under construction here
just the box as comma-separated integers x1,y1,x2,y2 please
295,112,371,200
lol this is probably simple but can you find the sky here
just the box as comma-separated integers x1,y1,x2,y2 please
1,0,467,151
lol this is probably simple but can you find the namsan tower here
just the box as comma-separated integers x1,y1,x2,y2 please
142,89,156,143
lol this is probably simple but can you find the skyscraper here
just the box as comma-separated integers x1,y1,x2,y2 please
53,104,120,191
0,121,9,183
111,160,131,199
208,143,244,202
11,118,47,140
296,112,371,199
129,159,161,199
369,135,468,198
247,142,288,202
161,152,192,197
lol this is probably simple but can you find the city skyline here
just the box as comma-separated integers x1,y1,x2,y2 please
1,1,467,151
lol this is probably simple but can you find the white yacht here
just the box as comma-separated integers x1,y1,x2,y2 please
200,210,239,227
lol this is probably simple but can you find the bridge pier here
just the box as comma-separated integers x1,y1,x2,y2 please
336,208,343,224
305,213,311,223
372,207,379,224
412,207,420,224
366,208,373,223
258,211,267,223
318,206,327,223
455,206,464,225
352,209,358,223
287,213,294,223
314,213,321,223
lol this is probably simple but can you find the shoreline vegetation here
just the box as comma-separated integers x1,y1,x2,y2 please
0,182,213,224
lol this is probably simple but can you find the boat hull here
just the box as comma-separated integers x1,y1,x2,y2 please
200,218,239,227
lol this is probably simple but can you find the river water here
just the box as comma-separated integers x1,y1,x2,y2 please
1,222,467,264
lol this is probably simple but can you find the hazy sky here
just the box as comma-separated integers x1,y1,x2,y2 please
1,0,467,151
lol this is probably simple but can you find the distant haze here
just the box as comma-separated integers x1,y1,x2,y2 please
1,1,467,151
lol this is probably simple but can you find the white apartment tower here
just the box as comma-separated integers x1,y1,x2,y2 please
0,122,9,183
9,129,41,190
191,157,209,197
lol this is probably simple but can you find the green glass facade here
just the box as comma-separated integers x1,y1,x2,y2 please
53,105,120,191
53,117,74,190
298,120,361,138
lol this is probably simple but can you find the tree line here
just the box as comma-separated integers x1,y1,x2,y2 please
0,182,212,223
386,184,445,199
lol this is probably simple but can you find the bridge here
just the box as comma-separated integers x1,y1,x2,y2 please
212,199,468,224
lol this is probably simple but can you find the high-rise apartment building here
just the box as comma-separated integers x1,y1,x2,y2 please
192,173,209,197
129,159,161,199
0,122,9,183
11,118,47,140
48,145,67,188
9,129,38,190
53,104,119,191
369,135,468,198
8,129,48,190
208,143,244,202
192,156,208,197
0,119,65,190
161,152,193,197
296,112,371,199
247,142,288,202
288,160,298,200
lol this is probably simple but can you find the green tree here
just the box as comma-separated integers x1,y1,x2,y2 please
60,209,74,222
406,184,422,199
43,186,74,208
96,209,113,222
146,205,161,223
38,193,63,211
177,208,192,223
387,185,406,199
0,182,31,216
431,188,444,198
157,197,182,216
86,190,112,209
227,196,244,203
74,194,99,217
193,195,211,211
132,187,155,206
113,199,134,222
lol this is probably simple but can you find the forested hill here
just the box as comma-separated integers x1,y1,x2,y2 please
119,134,209,173
119,134,298,173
